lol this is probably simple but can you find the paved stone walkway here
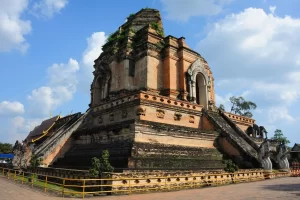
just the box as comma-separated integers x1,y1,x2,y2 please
0,177,299,200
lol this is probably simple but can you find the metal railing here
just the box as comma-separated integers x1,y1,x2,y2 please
0,167,291,198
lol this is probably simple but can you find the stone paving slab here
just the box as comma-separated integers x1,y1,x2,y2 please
0,177,299,200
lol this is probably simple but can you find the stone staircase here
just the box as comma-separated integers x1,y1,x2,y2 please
203,109,260,164
51,141,132,169
33,111,87,166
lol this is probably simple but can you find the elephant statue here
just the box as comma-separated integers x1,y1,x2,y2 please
252,124,260,138
259,126,268,139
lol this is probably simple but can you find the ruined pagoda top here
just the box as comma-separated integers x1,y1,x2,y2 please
96,8,201,66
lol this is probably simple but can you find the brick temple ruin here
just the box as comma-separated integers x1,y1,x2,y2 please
13,8,289,172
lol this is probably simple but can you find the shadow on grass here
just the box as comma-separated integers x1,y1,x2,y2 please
263,183,300,197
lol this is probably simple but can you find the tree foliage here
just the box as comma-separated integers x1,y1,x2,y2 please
29,154,43,168
89,150,114,178
271,129,290,145
230,96,257,118
0,143,12,153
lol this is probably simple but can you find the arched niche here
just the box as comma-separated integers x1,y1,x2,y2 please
91,69,111,107
187,58,210,109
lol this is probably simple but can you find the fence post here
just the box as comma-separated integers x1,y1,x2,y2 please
164,177,167,190
129,179,131,195
192,176,195,188
31,173,34,187
82,179,86,199
14,170,16,181
44,176,48,192
2,168,4,176
62,179,65,197
22,172,24,184
7,170,10,179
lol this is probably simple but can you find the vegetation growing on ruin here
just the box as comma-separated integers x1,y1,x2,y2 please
150,22,164,37
126,13,135,20
104,26,137,54
154,40,165,51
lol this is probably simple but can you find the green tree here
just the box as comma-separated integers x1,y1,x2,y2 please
0,143,13,153
30,154,43,168
219,104,225,112
230,96,257,118
271,129,290,145
89,150,114,178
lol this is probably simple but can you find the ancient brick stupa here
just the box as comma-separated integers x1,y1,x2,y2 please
21,8,289,172
50,8,251,170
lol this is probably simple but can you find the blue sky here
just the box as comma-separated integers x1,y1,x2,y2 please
0,0,299,145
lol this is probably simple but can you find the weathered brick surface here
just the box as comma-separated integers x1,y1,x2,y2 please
1,177,299,200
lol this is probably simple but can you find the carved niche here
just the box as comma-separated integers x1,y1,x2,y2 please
156,109,165,119
98,116,103,124
186,58,211,105
187,59,209,82
189,115,195,123
91,62,111,107
121,110,128,118
109,113,114,121
174,112,182,121
136,107,146,116
84,115,92,124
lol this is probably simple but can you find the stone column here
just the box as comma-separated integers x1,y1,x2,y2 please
191,80,196,103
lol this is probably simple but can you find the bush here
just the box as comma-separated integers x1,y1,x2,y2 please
89,150,114,178
223,160,239,173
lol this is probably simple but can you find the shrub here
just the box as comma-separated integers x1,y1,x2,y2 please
223,160,239,173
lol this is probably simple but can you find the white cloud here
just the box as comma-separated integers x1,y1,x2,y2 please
79,32,107,93
27,58,79,117
0,0,31,52
0,101,25,116
32,0,68,18
5,116,44,143
269,6,276,14
25,32,106,117
268,106,296,123
47,58,79,87
2,31,106,143
198,8,300,80
82,32,106,67
160,0,233,21
197,7,300,143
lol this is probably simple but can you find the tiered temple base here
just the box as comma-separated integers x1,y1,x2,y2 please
52,91,225,170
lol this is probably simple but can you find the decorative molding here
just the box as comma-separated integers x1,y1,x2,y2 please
136,106,146,116
109,113,114,121
174,112,182,121
98,116,103,124
186,58,210,105
208,100,218,112
189,115,195,123
121,110,128,118
187,58,209,83
156,109,165,119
